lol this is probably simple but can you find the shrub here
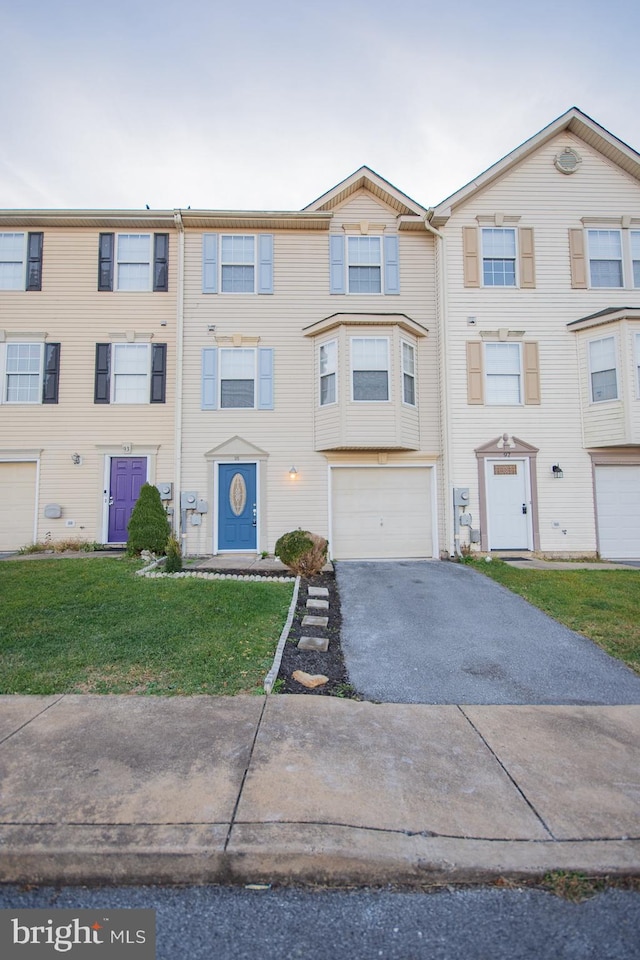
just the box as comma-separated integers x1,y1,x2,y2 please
275,529,328,577
126,483,171,556
164,534,183,573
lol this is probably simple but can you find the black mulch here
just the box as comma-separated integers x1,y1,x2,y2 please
277,571,362,698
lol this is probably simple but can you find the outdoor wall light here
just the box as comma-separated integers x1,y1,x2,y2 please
552,464,564,478
71,453,81,465
289,466,298,479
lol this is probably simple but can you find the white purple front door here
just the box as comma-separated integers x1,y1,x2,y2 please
108,457,147,543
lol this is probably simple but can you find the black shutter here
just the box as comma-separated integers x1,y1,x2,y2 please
26,232,43,291
42,343,60,403
150,343,167,403
153,233,169,291
98,233,114,291
94,343,111,403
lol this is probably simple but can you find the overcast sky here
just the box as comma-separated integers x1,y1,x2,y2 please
2,0,639,212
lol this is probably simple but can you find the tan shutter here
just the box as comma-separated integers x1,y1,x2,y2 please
519,227,536,288
463,227,480,287
466,341,484,404
569,229,588,288
523,341,541,405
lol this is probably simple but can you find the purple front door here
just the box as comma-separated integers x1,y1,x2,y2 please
108,458,147,543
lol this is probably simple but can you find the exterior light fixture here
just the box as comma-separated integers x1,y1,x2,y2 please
289,466,298,479
552,464,564,479
71,453,81,465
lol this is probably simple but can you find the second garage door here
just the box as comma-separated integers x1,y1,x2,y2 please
331,466,433,560
594,465,640,560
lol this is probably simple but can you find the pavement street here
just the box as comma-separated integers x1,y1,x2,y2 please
0,694,638,885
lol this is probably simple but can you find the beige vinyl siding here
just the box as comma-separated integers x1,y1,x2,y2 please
576,320,640,447
0,227,177,543
180,189,442,555
443,131,640,555
0,461,37,549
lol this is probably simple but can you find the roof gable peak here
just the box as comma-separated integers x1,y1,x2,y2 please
304,166,427,218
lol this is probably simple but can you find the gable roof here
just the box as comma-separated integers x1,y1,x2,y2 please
430,108,640,226
304,165,428,218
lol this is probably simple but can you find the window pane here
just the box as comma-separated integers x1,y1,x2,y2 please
117,234,151,262
348,266,381,293
221,380,254,407
483,259,516,286
220,349,255,378
348,237,381,265
588,230,622,259
0,262,24,289
6,373,40,402
634,261,640,288
114,374,148,403
0,233,25,260
320,341,336,376
6,343,41,402
403,372,415,405
589,337,616,373
320,372,336,405
486,374,521,405
221,265,254,292
221,236,254,264
352,338,388,370
402,342,415,376
117,263,151,290
113,344,148,374
353,370,389,401
6,343,41,373
482,229,516,258
590,260,623,287
591,368,618,402
485,343,520,375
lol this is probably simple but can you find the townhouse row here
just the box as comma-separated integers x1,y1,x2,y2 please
1,108,639,560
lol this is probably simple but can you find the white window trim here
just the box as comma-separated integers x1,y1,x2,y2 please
484,341,523,406
319,339,338,407
0,341,44,404
631,230,640,289
587,229,625,289
401,339,416,407
350,336,390,403
588,334,619,404
116,233,152,292
0,232,28,291
220,235,256,294
219,347,258,409
110,342,152,404
481,227,518,288
635,331,640,399
347,235,383,295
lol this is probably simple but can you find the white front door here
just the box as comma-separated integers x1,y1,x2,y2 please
486,458,531,550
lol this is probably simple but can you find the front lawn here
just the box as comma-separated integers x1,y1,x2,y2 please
473,560,640,673
0,559,293,695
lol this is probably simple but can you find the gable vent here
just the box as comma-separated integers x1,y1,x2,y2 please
554,147,582,175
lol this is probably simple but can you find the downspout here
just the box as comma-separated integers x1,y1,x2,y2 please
173,211,185,552
424,212,455,558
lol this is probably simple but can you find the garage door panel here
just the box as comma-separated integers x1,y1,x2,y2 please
595,465,640,560
0,462,37,550
332,467,432,560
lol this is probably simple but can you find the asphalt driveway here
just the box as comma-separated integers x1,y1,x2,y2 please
336,561,640,704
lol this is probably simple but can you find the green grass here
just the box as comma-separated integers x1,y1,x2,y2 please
473,560,640,673
0,559,293,695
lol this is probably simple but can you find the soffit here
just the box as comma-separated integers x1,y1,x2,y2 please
303,312,429,338
0,211,177,229
568,306,640,331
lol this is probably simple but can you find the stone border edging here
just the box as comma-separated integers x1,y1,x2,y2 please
136,562,295,584
264,576,301,694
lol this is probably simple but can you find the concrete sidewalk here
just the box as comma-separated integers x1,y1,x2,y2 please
0,695,638,886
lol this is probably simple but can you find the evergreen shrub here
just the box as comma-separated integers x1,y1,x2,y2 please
275,529,328,576
126,483,171,556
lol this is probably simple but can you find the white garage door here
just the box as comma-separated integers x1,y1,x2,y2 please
595,465,640,560
331,466,433,560
0,461,37,551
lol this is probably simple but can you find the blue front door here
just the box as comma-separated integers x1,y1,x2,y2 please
218,463,257,551
108,457,147,542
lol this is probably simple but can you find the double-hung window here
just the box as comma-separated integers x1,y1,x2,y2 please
351,337,389,401
98,233,169,291
402,341,416,405
348,237,382,293
0,341,60,404
319,341,337,406
220,348,256,407
485,342,522,404
482,228,516,287
221,236,255,293
0,232,43,291
202,234,274,294
589,336,618,402
631,231,640,288
94,342,167,404
588,230,623,288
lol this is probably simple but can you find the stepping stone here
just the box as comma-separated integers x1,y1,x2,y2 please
292,670,329,688
306,598,329,611
298,635,329,652
308,587,329,598
302,615,329,628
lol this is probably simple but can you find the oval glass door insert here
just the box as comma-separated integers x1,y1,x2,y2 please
229,473,247,516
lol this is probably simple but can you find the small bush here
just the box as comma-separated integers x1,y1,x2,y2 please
126,483,171,556
275,529,328,577
164,535,183,573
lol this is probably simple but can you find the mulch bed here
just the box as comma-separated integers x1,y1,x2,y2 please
276,570,361,698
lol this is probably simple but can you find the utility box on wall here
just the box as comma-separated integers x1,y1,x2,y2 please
157,482,173,501
453,487,470,506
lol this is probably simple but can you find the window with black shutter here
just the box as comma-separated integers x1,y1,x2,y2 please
42,343,60,403
153,234,169,292
94,343,111,402
98,234,114,291
26,233,43,291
